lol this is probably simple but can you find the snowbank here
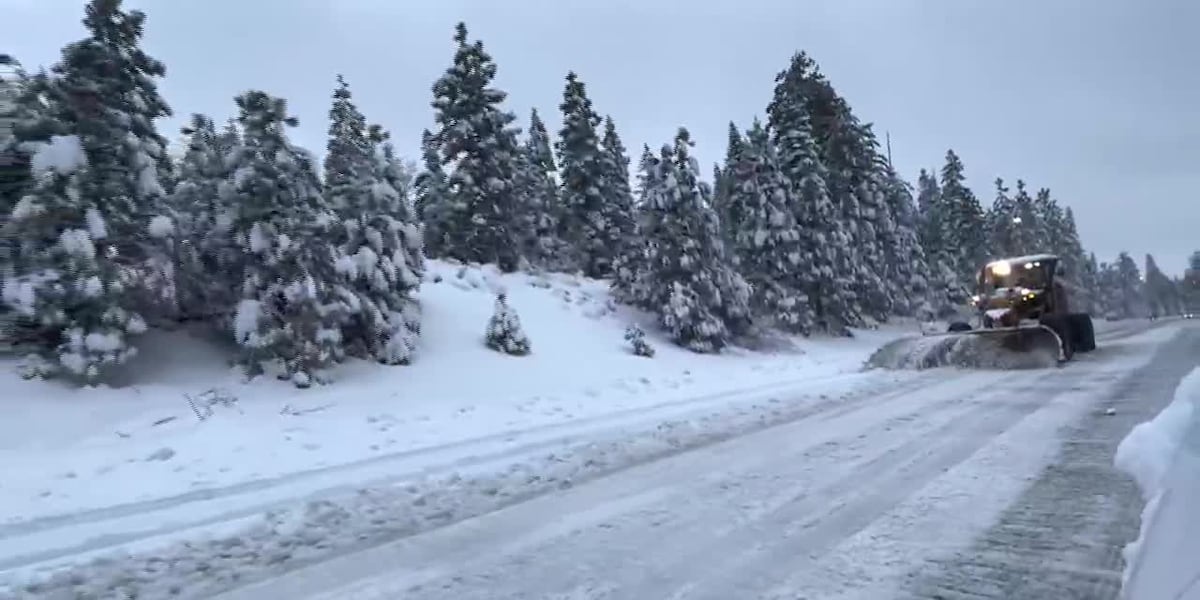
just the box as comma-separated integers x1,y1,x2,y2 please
0,260,905,523
1115,366,1200,600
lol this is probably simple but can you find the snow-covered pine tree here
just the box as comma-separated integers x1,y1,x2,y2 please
1182,251,1200,313
1030,187,1059,255
1111,251,1144,318
938,149,986,283
169,113,235,322
5,134,146,380
515,108,565,269
712,122,746,248
1008,180,1040,254
414,129,451,258
485,292,530,355
599,115,638,279
1143,254,1178,317
322,77,423,365
850,124,900,321
915,168,943,256
3,0,180,379
638,129,751,352
985,177,1016,257
223,91,347,387
624,324,654,357
556,72,613,277
33,0,175,262
914,168,966,315
1081,251,1102,313
0,56,35,220
769,90,858,335
880,164,933,317
427,23,524,272
610,145,659,304
725,119,813,334
323,74,370,213
767,51,891,325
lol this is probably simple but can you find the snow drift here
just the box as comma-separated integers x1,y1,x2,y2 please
1115,366,1200,600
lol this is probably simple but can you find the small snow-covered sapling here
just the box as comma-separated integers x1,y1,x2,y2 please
485,293,531,355
625,324,655,358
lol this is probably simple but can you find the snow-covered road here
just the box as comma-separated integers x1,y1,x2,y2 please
198,322,1192,600
0,320,1184,599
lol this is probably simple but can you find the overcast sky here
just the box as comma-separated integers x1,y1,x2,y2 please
6,0,1197,274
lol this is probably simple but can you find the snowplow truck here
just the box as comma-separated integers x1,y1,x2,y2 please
866,254,1096,370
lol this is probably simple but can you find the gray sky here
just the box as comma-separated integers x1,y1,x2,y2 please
7,0,1197,274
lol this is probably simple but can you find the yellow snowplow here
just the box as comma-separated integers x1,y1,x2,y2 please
866,254,1096,370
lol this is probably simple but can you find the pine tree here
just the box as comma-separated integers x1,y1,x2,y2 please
880,165,933,317
985,177,1016,257
1081,252,1102,313
0,56,35,219
322,77,423,365
170,114,234,322
1111,251,1144,318
725,119,813,333
767,51,892,325
513,109,565,269
599,115,638,278
611,146,659,304
224,91,347,387
3,0,178,379
938,149,986,283
1182,251,1200,313
1008,180,1039,254
1030,187,1058,255
915,168,943,256
769,93,857,334
414,129,451,258
323,74,370,213
712,121,746,247
915,168,965,314
636,129,750,352
427,22,523,271
1143,254,1178,317
624,324,655,357
556,71,611,277
485,292,530,355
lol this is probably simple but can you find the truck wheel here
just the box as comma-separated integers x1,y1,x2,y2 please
1041,314,1074,362
1070,313,1096,353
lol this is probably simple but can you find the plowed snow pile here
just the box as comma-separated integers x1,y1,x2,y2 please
865,331,1060,370
1115,366,1200,600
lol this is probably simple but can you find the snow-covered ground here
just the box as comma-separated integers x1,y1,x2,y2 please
1116,362,1200,600
0,260,1173,599
0,261,918,592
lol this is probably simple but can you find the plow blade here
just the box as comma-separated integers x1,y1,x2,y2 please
864,325,1065,371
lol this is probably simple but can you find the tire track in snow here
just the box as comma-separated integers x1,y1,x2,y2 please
0,370,938,591
222,369,1053,600
0,369,919,573
0,368,875,538
901,326,1200,600
613,373,1088,600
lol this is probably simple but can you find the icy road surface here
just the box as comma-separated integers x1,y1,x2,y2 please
200,323,1196,600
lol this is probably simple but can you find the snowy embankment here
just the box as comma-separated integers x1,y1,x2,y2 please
1116,365,1200,600
0,260,913,596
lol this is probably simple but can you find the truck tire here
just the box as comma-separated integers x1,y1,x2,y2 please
1069,313,1096,353
1040,314,1074,362
947,321,972,332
